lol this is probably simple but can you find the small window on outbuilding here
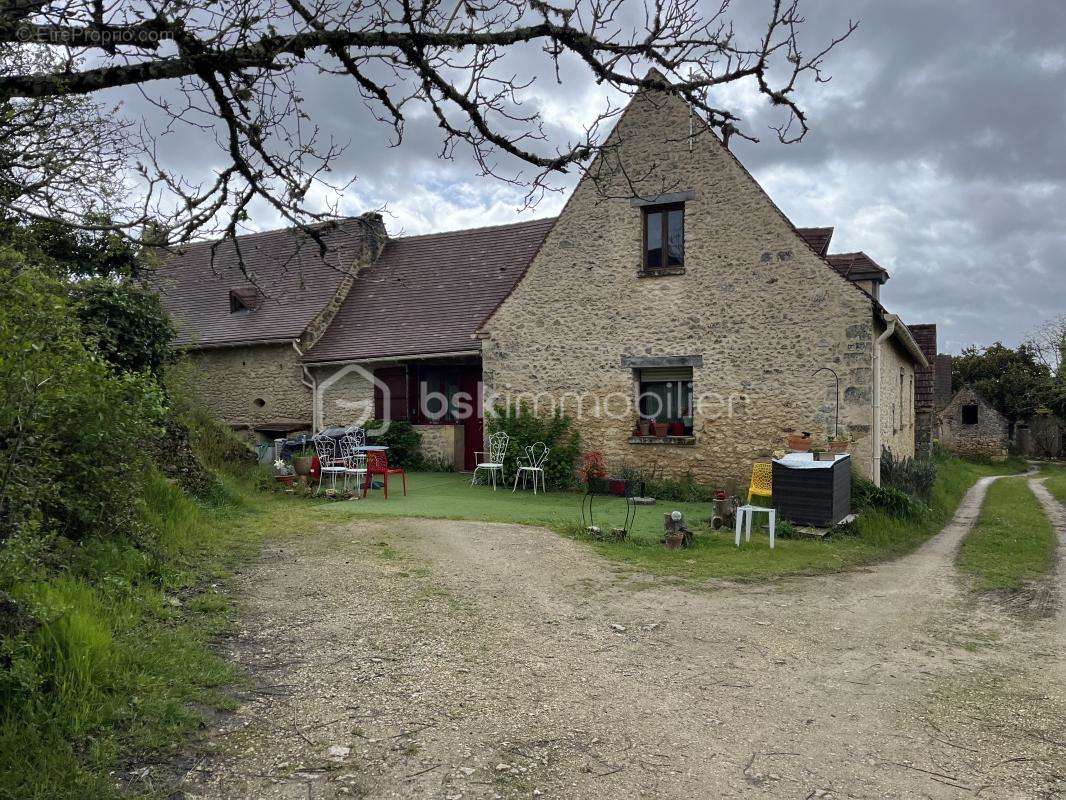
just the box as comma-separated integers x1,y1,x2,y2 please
642,203,684,273
229,287,259,314
961,404,979,425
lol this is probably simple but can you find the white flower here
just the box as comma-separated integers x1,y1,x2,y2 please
273,459,285,470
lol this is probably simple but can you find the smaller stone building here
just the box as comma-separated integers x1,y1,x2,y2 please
937,385,1009,460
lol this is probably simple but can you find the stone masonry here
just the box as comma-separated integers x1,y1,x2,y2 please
938,385,1009,460
186,343,311,430
480,83,915,488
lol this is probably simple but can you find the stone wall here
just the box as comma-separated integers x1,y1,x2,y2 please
311,363,376,430
186,343,311,432
480,84,891,489
414,424,464,468
938,385,1009,460
879,333,917,461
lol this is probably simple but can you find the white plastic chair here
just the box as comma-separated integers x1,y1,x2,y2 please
313,435,347,494
513,442,549,494
472,431,509,490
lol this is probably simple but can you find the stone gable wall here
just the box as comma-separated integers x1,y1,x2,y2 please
938,386,1009,460
481,87,891,488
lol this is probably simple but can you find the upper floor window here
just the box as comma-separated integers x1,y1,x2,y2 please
643,203,684,273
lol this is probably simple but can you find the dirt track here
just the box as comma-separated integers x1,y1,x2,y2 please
171,474,1066,799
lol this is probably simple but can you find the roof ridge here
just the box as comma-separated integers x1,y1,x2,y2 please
389,216,557,243
171,216,367,251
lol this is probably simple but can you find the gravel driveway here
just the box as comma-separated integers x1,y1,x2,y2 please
173,475,1065,800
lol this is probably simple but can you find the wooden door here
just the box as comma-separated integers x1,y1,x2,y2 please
459,367,483,471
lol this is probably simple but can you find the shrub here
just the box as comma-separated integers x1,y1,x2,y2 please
71,278,174,379
646,472,717,503
852,474,924,518
880,448,937,499
365,419,423,470
0,263,165,544
487,406,580,490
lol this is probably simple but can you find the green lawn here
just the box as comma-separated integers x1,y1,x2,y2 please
309,455,1025,581
957,476,1056,592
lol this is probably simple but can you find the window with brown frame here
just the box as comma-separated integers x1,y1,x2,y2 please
642,203,684,272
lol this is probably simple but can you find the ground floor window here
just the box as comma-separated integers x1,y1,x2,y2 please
637,367,693,433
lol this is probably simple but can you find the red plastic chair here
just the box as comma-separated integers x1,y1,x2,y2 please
363,451,407,500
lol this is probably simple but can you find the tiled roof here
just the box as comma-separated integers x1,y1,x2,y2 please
154,217,380,348
303,217,556,363
826,252,890,284
909,323,937,412
796,227,834,257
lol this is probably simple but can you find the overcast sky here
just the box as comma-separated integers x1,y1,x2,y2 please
116,0,1066,354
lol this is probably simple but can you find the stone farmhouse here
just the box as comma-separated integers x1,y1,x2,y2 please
156,77,931,487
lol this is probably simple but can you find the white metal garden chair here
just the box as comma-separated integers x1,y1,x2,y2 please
512,442,549,494
343,425,366,448
471,431,509,490
339,435,368,494
312,434,348,494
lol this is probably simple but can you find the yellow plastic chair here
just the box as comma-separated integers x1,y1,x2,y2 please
747,461,773,504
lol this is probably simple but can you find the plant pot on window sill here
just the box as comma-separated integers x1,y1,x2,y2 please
638,420,651,437
667,422,685,436
651,422,669,437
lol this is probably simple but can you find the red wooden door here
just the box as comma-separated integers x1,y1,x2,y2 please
459,368,482,471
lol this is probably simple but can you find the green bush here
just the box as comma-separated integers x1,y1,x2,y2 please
365,419,423,470
487,406,580,490
0,263,165,544
880,448,937,499
646,472,717,503
852,474,924,518
71,278,174,379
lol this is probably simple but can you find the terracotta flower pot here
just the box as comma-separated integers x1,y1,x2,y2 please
651,422,669,437
638,421,651,436
664,532,684,550
275,474,295,487
786,434,812,452
293,456,313,476
827,440,849,454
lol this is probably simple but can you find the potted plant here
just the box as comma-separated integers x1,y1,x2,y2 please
664,530,685,549
785,430,812,451
827,432,850,454
651,421,669,437
578,451,608,491
273,459,295,487
292,449,315,476
637,418,651,437
667,421,684,436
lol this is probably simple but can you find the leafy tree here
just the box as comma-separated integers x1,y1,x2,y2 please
951,342,1055,422
0,256,164,544
71,279,174,379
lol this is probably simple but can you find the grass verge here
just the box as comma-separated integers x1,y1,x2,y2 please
1040,462,1066,506
957,476,1056,592
311,454,1025,582
0,471,313,800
